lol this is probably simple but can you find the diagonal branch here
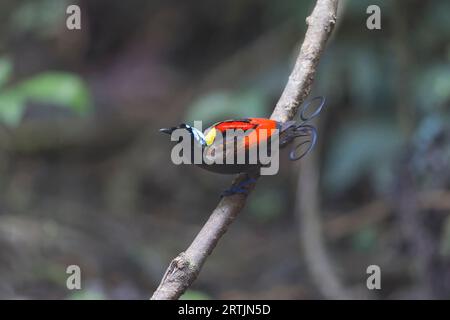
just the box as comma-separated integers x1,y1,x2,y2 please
151,0,338,300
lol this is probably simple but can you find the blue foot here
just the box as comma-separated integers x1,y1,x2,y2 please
221,178,257,197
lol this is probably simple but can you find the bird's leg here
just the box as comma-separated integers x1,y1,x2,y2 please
220,172,259,197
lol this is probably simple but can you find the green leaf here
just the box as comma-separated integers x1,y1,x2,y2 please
323,120,404,195
185,89,268,125
415,65,450,111
352,227,378,252
0,56,13,89
16,72,92,115
180,290,210,300
0,89,26,126
0,71,92,127
11,0,71,38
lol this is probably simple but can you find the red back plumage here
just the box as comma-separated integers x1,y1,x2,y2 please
213,118,279,149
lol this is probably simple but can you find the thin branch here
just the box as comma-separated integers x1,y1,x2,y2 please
325,189,450,240
296,150,352,299
151,0,339,300
0,115,149,154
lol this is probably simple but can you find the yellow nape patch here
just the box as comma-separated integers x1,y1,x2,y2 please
204,127,216,146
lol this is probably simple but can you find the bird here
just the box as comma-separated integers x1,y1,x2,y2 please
160,96,325,196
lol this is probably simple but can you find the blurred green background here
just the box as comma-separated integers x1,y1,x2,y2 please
0,0,449,299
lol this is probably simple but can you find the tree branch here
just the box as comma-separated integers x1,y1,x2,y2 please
151,0,339,300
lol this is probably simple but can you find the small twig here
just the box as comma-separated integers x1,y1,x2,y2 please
325,200,389,240
151,0,338,300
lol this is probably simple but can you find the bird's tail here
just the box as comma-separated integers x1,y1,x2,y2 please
278,96,325,161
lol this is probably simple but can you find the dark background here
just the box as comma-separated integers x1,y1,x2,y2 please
0,0,449,299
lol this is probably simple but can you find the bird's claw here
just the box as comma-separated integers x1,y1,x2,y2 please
220,178,257,197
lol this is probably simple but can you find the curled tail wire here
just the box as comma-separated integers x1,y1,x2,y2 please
279,96,325,161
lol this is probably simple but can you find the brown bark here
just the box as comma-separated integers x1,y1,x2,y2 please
151,0,339,300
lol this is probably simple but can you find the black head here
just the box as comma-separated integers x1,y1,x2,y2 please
159,123,188,135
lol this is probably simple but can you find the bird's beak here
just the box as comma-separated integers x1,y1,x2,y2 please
159,127,175,135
